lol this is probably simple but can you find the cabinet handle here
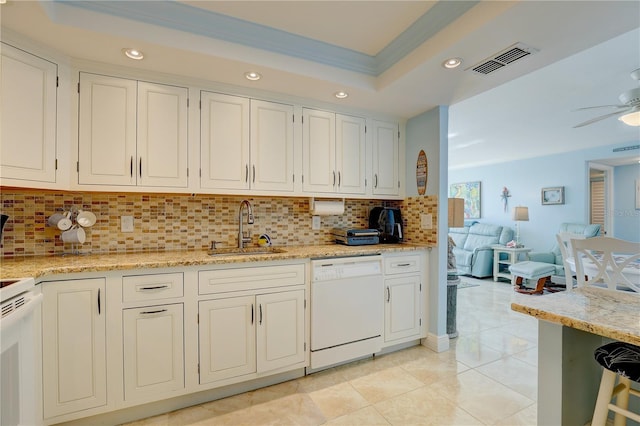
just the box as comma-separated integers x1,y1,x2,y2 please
139,157,142,178
333,171,336,186
140,285,169,291
338,171,341,187
374,174,378,188
98,288,101,315
397,263,411,267
140,309,167,315
259,304,263,325
252,165,256,183
130,156,133,177
245,165,249,183
386,286,390,302
251,304,254,324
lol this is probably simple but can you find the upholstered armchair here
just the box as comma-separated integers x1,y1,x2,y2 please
527,222,601,284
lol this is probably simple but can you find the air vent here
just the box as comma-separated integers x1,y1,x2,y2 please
469,43,538,75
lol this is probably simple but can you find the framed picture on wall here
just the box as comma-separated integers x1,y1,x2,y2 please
541,186,565,205
449,181,481,218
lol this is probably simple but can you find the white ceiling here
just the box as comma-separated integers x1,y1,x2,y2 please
1,1,639,169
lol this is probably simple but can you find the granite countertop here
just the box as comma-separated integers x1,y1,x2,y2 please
0,243,427,280
511,286,640,346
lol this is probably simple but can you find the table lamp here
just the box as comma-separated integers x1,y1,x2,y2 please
512,206,529,247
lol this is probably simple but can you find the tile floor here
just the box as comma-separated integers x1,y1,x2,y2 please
126,277,539,425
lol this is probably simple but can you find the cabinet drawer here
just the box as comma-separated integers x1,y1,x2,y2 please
123,273,184,302
384,254,421,275
199,264,305,295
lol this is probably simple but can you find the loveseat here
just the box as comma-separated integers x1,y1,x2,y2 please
527,222,601,284
449,222,514,278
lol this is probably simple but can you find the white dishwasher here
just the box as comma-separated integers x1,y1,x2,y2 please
310,255,383,370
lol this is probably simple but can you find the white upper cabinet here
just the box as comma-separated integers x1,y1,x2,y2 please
200,92,250,190
302,108,335,193
302,109,366,195
137,81,188,187
1,43,57,184
372,120,400,196
78,73,137,186
250,100,295,192
78,73,188,188
200,96,294,193
336,114,366,195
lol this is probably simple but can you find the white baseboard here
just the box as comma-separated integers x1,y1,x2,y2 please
422,332,450,352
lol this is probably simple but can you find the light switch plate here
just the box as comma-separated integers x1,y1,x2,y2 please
312,215,321,230
421,213,432,230
121,215,134,233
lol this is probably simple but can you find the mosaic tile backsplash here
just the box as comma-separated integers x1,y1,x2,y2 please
0,188,438,258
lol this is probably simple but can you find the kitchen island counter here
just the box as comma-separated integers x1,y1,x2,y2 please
0,243,428,280
511,286,640,425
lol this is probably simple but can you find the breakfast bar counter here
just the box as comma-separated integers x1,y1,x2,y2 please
511,287,640,425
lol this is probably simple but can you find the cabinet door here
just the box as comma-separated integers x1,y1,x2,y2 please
336,114,366,195
78,73,137,185
200,92,250,190
302,108,335,193
42,278,107,418
123,303,184,401
0,43,57,183
384,275,421,342
199,296,256,384
372,120,399,196
250,100,294,192
137,82,188,187
256,290,305,373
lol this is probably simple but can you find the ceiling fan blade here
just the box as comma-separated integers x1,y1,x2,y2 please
573,109,630,128
573,104,628,111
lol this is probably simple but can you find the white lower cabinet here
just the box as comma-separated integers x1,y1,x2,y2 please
42,278,107,419
383,253,423,344
123,303,184,401
199,289,305,385
256,290,305,372
198,263,306,386
199,296,256,384
384,275,421,342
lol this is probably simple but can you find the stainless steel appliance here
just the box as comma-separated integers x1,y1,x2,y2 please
0,277,42,426
369,207,403,243
331,228,379,246
310,255,383,370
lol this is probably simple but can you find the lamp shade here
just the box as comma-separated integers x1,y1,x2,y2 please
512,206,529,221
448,198,465,228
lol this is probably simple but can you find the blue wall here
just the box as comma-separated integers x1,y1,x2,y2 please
449,142,640,251
406,106,448,342
614,163,640,242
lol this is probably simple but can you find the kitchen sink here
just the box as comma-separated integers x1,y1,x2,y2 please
207,247,287,257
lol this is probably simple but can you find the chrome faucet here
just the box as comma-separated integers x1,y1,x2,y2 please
238,199,254,248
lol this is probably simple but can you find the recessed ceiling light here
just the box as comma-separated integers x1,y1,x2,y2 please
443,57,462,69
334,91,348,99
245,72,261,81
123,48,144,60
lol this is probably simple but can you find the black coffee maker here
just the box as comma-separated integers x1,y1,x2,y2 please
369,207,403,243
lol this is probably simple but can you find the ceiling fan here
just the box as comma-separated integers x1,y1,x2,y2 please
573,68,640,128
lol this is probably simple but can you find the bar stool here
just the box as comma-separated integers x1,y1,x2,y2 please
591,341,640,425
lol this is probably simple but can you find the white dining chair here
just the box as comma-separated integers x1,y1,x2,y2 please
555,232,585,290
571,236,640,292
570,236,640,426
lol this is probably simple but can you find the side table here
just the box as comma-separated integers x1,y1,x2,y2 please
491,245,531,282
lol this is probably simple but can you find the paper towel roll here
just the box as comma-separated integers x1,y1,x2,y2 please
310,199,345,216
